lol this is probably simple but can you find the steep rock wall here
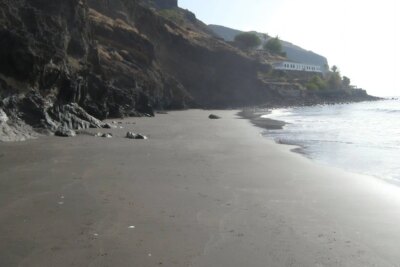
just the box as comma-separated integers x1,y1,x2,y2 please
0,0,191,140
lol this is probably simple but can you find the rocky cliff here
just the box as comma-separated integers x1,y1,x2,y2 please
0,0,376,141
0,0,190,141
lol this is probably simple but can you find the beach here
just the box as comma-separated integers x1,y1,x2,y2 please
1,109,400,267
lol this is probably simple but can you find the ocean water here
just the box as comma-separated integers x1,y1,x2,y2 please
263,99,400,182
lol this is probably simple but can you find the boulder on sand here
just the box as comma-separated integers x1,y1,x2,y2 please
95,132,113,138
208,114,221,119
126,131,147,140
102,123,116,129
55,126,76,137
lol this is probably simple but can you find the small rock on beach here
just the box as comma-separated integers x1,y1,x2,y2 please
95,133,113,138
55,126,76,137
208,114,221,119
126,132,147,140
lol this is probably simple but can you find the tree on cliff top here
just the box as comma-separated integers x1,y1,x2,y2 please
327,72,342,89
264,36,285,56
234,32,261,50
342,76,351,87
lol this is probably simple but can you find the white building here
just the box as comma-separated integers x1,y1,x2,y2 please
272,61,323,73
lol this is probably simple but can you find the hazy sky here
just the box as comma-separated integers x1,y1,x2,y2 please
179,0,399,97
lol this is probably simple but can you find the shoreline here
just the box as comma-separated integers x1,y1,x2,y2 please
241,99,400,186
0,97,386,144
1,109,400,266
237,97,391,132
237,109,286,130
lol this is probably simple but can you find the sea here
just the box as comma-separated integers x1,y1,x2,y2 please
262,99,400,183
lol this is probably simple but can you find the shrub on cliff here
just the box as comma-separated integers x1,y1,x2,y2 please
264,36,286,56
306,75,327,90
158,9,184,24
234,32,261,50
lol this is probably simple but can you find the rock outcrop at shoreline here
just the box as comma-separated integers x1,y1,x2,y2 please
0,0,378,141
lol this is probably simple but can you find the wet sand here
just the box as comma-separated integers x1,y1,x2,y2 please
237,109,286,130
1,110,400,266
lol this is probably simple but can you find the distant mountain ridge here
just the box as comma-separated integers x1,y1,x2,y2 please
208,24,328,68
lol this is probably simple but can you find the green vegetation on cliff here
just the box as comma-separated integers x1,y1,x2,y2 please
264,36,286,57
305,66,354,91
233,32,261,50
306,76,327,90
209,24,328,67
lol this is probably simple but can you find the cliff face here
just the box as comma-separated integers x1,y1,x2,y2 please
0,0,192,140
0,0,375,141
0,0,106,141
86,0,279,108
125,3,277,107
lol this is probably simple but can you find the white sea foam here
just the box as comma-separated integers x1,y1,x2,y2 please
263,99,400,182
261,108,292,119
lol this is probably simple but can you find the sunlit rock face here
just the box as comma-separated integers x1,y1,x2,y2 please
0,109,8,124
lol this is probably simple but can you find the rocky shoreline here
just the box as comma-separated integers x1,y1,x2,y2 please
0,93,380,142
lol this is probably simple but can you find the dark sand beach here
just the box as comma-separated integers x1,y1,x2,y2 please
1,110,400,267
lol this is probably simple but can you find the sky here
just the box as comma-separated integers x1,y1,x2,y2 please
179,0,400,97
